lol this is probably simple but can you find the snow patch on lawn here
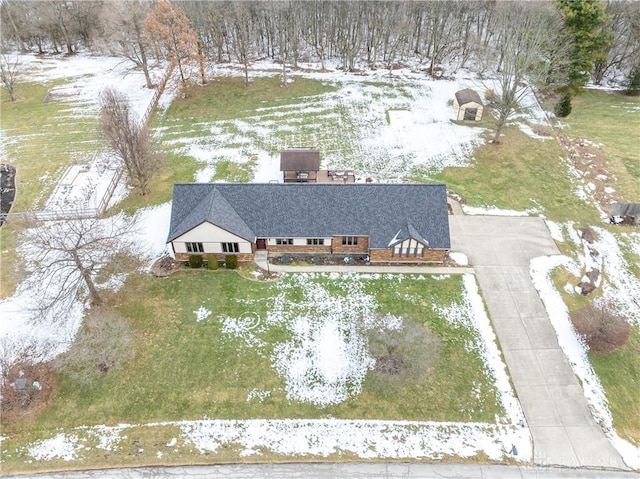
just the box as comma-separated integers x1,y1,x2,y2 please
462,205,539,216
268,274,379,406
178,418,527,461
27,433,80,461
194,306,211,322
20,418,528,463
19,54,164,122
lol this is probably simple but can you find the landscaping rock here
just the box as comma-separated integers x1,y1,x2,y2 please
577,281,596,296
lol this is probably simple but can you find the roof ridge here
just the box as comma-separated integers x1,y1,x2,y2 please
209,187,255,241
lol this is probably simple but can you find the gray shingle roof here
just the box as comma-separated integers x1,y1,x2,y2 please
455,88,483,106
167,183,451,249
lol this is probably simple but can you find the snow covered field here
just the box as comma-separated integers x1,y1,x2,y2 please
156,62,488,183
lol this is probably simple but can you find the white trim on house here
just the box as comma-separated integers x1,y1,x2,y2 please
391,237,427,257
172,221,253,254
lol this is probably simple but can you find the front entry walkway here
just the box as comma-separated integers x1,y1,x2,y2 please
450,215,628,469
253,250,473,274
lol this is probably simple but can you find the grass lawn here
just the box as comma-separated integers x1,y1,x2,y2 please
589,326,640,444
430,127,600,224
562,91,640,202
1,271,504,471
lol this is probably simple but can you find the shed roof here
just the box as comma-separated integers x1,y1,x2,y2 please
280,149,320,171
610,203,640,217
168,183,450,250
455,88,483,106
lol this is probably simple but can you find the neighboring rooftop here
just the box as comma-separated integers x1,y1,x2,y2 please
168,183,450,249
610,203,640,218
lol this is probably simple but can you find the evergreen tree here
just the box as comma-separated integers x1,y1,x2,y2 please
557,0,610,93
555,93,573,117
624,66,640,96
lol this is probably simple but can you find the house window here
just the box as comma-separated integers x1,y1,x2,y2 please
342,236,358,246
276,238,294,245
186,242,204,253
222,242,239,253
307,238,324,246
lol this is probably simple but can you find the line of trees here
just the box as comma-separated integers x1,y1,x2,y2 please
1,0,638,89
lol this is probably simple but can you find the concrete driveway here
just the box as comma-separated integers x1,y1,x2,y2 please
449,215,628,469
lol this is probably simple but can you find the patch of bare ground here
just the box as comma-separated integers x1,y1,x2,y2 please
555,130,624,213
1,361,57,426
151,255,183,277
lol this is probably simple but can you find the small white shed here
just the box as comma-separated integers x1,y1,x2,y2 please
453,89,484,121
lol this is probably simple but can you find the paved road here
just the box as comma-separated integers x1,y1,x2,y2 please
450,215,628,469
5,463,640,479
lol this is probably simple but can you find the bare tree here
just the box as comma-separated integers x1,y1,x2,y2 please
0,54,21,101
366,315,441,389
229,2,253,86
489,3,562,143
24,214,136,308
592,1,640,85
54,308,133,386
98,87,163,196
101,0,155,89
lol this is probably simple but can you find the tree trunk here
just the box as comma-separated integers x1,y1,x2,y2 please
198,39,207,85
177,57,186,83
135,25,154,89
72,251,102,306
5,84,16,102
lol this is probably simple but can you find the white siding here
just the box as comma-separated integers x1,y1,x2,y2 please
172,222,252,254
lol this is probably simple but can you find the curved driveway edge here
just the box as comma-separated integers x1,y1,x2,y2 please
449,215,628,470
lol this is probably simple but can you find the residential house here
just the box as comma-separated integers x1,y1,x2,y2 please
167,183,451,263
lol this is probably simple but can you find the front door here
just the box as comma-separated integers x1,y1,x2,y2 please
256,239,266,250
